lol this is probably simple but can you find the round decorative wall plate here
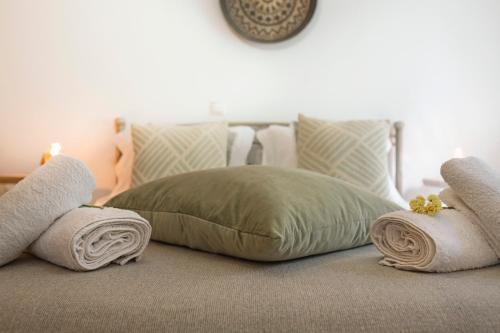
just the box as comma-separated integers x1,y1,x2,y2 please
220,0,317,43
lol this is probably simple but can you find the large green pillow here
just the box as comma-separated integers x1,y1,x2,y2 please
106,166,400,261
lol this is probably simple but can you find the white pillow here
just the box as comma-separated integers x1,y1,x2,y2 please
95,125,256,205
256,124,298,168
95,127,134,205
256,124,406,207
387,177,408,207
228,126,255,166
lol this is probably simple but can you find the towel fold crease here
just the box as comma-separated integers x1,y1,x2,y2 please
30,207,152,271
371,209,498,272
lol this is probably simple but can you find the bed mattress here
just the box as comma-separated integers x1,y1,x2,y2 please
1,242,499,333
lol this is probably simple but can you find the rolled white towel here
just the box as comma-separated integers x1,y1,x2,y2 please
439,188,481,224
441,157,500,258
371,209,498,272
0,155,95,267
30,206,152,271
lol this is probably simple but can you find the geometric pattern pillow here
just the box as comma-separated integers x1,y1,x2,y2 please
131,123,227,187
297,114,391,198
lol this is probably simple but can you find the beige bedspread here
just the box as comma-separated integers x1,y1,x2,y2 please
1,242,499,333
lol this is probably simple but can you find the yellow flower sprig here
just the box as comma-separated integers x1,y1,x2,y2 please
409,194,443,216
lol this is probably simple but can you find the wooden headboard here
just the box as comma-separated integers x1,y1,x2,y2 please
114,118,404,193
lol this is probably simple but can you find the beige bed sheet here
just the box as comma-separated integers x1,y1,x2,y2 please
1,242,499,333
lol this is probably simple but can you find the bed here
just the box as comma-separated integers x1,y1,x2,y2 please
2,242,500,332
1,119,500,333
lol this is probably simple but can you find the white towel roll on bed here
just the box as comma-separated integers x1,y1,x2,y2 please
0,155,95,267
30,207,152,271
441,157,500,258
371,209,498,272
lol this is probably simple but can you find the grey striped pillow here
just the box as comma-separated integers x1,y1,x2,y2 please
131,123,227,187
298,114,391,198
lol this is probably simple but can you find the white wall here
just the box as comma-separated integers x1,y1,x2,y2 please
1,0,500,193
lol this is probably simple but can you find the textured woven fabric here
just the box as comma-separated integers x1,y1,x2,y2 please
29,207,151,271
441,157,500,258
0,155,95,267
298,114,391,198
1,242,499,333
131,123,227,187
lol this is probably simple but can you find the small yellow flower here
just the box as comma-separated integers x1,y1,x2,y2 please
409,199,422,211
410,195,426,211
428,194,441,205
414,205,427,214
409,194,443,216
425,203,441,216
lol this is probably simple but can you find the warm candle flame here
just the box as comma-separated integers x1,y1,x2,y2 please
49,143,61,156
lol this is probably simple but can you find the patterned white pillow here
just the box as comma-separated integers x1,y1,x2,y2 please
131,123,227,187
298,114,391,198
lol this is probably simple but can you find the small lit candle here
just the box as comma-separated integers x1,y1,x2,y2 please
41,143,62,165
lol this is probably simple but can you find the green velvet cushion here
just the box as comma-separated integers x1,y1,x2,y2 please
106,166,400,261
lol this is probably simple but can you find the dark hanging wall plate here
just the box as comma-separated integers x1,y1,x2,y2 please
220,0,317,43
